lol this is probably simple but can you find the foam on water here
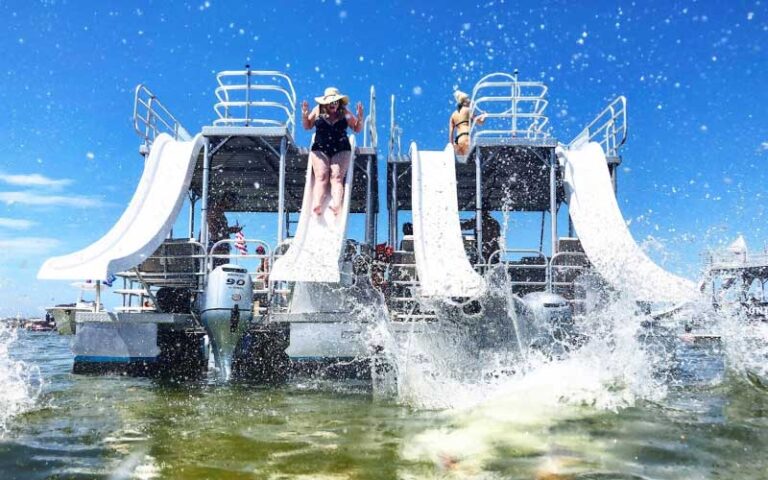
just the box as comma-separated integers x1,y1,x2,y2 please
0,323,43,437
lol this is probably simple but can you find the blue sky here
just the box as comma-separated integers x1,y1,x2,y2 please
1,0,766,316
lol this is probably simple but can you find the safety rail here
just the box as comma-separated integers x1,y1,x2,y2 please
488,249,550,290
387,95,405,162
133,84,192,153
208,238,275,315
569,96,627,156
213,68,297,136
207,238,272,272
469,72,552,143
704,250,768,271
363,86,378,149
549,251,590,292
116,239,207,311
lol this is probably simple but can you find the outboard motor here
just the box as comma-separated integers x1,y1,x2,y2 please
201,264,253,380
522,291,576,357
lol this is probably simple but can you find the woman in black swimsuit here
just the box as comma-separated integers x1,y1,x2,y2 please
301,87,364,215
449,90,485,156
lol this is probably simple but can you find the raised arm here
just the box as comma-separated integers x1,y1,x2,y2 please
301,101,318,130
346,101,365,133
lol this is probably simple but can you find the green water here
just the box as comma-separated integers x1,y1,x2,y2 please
2,330,768,479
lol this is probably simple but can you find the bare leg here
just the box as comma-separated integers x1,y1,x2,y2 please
456,135,470,156
310,151,330,215
329,150,351,215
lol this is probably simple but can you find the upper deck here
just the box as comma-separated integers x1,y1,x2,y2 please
387,72,627,213
134,69,378,214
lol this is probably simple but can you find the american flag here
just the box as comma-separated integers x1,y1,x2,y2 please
235,230,248,255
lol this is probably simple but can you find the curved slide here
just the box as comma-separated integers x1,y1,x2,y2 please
38,133,203,281
411,143,486,298
270,136,356,283
559,141,697,303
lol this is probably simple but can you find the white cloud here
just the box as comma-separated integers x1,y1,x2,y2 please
0,218,35,230
0,237,61,254
0,191,102,208
759,141,768,152
0,172,72,188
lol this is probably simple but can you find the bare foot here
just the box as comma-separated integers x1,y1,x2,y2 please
330,205,340,216
313,204,323,215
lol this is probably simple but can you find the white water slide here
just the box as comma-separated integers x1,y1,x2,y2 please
270,136,356,283
38,133,203,281
559,141,697,303
411,143,486,298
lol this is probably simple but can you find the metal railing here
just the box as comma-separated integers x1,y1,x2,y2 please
363,86,378,149
213,69,297,136
469,71,552,143
704,250,768,270
387,94,405,163
569,96,627,156
549,251,590,293
116,239,207,311
133,84,192,151
207,238,273,272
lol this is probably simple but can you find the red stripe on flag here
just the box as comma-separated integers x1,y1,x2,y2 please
235,231,248,254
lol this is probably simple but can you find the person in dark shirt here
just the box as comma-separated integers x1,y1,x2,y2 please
461,210,502,263
206,191,242,267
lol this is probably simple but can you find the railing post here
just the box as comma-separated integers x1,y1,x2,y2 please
365,154,374,246
201,138,211,284
548,148,558,292
277,136,287,243
187,192,197,239
390,162,398,247
475,147,483,261
512,69,519,135
245,65,251,127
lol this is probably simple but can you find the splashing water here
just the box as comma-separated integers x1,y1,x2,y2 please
0,323,43,437
715,304,768,385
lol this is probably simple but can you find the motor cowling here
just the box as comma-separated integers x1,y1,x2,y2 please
203,264,254,314
201,264,254,380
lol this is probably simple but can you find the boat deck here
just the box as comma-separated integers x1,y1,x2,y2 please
190,126,378,214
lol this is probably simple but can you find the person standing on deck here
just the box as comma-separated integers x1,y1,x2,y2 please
449,90,486,156
206,191,243,267
461,210,502,264
301,87,364,215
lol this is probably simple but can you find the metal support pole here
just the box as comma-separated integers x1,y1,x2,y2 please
95,281,101,312
548,149,558,292
475,148,483,261
187,193,197,239
390,163,398,247
245,65,251,126
365,155,374,246
277,136,287,243
200,138,211,284
512,69,519,135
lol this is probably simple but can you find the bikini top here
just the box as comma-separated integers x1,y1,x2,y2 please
454,106,471,127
